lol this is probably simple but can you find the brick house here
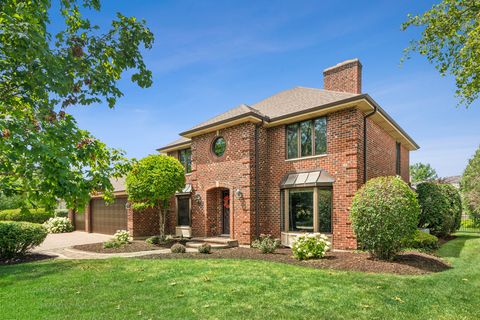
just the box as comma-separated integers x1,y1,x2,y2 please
71,59,418,250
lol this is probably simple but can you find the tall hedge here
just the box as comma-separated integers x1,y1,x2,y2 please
351,176,420,260
416,182,462,237
0,208,54,224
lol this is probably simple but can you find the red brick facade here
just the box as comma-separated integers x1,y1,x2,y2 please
323,59,362,94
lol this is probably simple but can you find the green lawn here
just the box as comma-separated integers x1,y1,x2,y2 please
1,233,479,320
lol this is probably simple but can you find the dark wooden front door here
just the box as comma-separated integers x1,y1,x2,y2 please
222,190,230,235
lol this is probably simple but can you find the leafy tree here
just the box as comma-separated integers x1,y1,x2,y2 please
410,162,438,183
0,0,154,211
126,155,185,237
402,0,480,106
461,145,480,222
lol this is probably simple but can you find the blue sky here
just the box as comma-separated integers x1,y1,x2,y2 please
60,0,479,177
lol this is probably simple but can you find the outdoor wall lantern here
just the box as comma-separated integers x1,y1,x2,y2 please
193,193,202,205
234,188,243,199
125,202,131,210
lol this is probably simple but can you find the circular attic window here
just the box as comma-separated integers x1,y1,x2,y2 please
212,136,226,157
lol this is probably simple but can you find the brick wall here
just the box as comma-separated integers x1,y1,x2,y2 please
323,59,362,94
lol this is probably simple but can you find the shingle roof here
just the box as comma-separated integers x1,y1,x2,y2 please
110,177,126,192
157,136,191,151
251,87,358,119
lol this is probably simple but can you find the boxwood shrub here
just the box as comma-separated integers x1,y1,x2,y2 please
0,221,48,258
0,208,54,224
416,182,462,237
402,230,439,250
351,176,420,260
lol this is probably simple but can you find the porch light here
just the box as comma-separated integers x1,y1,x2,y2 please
234,188,243,199
125,202,131,210
193,193,202,204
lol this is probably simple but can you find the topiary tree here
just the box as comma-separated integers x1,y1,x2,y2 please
126,155,185,238
417,182,462,237
350,176,420,260
461,146,480,225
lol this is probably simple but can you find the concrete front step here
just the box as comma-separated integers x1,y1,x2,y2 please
190,237,239,247
185,241,230,249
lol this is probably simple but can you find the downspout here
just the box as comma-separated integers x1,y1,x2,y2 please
363,106,377,184
254,123,260,239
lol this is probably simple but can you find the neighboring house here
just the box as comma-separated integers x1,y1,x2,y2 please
71,59,419,250
441,175,461,189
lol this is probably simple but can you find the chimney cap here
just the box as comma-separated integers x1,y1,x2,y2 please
323,58,362,73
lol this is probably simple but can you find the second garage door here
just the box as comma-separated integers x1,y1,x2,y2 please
91,197,128,234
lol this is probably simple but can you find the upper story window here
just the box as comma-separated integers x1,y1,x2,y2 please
286,117,327,159
178,148,192,174
212,136,226,157
396,142,401,175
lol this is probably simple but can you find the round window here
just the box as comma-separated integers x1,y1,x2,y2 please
212,136,226,157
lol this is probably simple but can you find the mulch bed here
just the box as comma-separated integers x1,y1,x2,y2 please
73,239,189,254
0,253,54,266
141,247,451,275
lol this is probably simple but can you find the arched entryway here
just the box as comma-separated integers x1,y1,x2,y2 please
205,187,231,237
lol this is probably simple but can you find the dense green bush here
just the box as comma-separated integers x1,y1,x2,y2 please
351,176,420,260
43,217,74,233
171,243,186,253
198,243,211,254
0,221,48,258
251,234,280,254
0,194,24,210
291,233,330,260
402,230,439,250
145,235,162,245
0,208,54,224
417,182,462,237
54,209,69,217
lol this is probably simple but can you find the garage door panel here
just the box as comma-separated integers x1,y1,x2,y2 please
91,197,128,234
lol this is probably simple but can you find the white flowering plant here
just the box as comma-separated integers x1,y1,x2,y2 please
113,230,130,244
291,233,331,260
43,217,74,233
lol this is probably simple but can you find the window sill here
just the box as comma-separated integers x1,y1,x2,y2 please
185,173,193,176
285,154,327,162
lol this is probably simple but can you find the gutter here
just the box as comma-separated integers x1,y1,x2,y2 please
363,105,377,184
254,123,260,239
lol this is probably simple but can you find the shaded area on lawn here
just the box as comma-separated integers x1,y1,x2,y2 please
0,253,54,266
140,247,450,275
437,233,480,258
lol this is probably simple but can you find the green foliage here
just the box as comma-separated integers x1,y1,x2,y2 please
103,240,122,249
0,208,54,223
351,176,420,260
402,0,480,106
0,221,47,258
461,145,480,219
402,230,439,250
113,230,130,244
126,154,185,236
54,209,69,218
291,233,330,260
170,243,186,253
417,182,463,237
43,217,74,233
0,194,24,210
410,162,438,183
0,0,153,211
145,235,162,245
251,234,280,254
197,243,211,254
461,218,480,229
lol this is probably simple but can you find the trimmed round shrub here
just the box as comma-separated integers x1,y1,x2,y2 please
401,230,438,250
0,208,54,224
0,221,48,258
198,243,211,254
417,182,462,237
43,217,74,233
351,176,420,260
251,234,280,254
171,243,186,253
291,233,330,260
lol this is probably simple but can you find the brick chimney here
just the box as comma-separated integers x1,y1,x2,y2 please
323,59,362,94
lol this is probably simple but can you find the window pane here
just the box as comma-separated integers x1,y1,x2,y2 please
318,189,332,233
286,124,299,159
177,197,190,226
213,137,226,157
300,121,312,157
179,149,192,173
289,190,314,232
314,117,327,155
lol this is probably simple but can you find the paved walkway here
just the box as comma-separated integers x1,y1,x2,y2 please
33,231,197,259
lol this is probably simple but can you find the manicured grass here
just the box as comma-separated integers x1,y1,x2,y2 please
1,233,479,320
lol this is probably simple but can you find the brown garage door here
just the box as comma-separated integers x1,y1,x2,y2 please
91,197,128,234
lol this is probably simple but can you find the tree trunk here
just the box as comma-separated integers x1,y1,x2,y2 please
158,200,168,238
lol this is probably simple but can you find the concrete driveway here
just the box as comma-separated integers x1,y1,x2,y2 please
33,231,112,252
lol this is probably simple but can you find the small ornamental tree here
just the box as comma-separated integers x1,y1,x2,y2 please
461,146,480,224
126,155,185,237
417,182,463,237
350,176,420,260
410,163,438,183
